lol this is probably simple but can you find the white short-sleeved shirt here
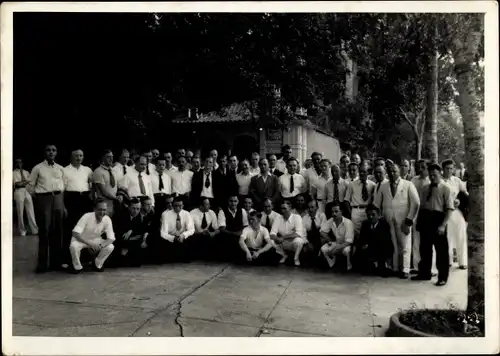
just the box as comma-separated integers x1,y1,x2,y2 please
320,216,354,244
72,212,115,242
63,164,93,192
29,160,65,194
270,213,306,240
240,225,271,250
190,208,219,233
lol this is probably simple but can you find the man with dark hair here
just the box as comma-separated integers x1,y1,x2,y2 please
112,149,130,186
164,152,178,174
346,162,359,182
217,154,229,176
340,155,351,179
278,157,306,203
302,199,328,265
237,211,281,265
216,195,249,261
28,144,66,273
326,164,350,219
93,149,122,218
191,157,224,210
303,152,323,198
69,199,115,273
121,155,155,206
169,156,193,207
189,197,220,260
401,159,413,181
412,163,455,286
112,198,145,267
249,158,280,211
260,198,280,231
151,157,172,218
13,157,38,236
355,204,393,277
151,148,160,161
142,149,155,176
191,155,202,174
276,145,293,174
156,196,195,263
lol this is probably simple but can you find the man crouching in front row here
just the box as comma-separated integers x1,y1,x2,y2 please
69,199,115,273
236,211,281,266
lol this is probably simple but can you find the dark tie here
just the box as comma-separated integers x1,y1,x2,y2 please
362,182,369,201
427,183,437,202
265,215,271,230
138,173,146,195
107,168,116,188
146,165,150,175
201,212,208,229
176,213,182,230
376,181,382,194
159,174,164,191
333,180,340,202
289,175,294,193
390,181,398,197
205,173,211,188
123,165,127,176
310,214,318,232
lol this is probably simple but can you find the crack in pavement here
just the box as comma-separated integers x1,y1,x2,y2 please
131,264,230,337
255,277,294,337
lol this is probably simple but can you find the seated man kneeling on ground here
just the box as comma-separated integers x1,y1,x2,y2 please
354,204,393,277
237,211,280,265
319,202,355,271
189,197,220,261
270,200,307,266
69,199,115,273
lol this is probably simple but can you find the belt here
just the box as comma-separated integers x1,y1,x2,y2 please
38,191,62,196
154,192,168,196
351,205,367,209
65,191,89,195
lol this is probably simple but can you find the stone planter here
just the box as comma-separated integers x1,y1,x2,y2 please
387,311,435,337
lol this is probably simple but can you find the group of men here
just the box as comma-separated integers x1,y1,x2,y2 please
13,144,469,287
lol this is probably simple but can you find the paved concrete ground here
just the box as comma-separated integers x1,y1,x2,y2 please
12,235,466,337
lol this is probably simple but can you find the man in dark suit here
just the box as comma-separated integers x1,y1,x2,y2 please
225,154,240,199
190,157,224,211
355,204,393,277
268,154,284,177
249,158,281,211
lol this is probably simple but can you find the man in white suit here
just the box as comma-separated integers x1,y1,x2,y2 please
374,164,420,279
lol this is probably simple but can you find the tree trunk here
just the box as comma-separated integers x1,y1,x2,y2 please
453,25,484,324
424,22,439,163
415,133,422,160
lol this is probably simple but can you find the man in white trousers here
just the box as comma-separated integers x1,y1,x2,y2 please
13,158,38,236
374,164,420,279
69,199,115,273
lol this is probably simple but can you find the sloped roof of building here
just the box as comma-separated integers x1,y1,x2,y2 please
172,102,256,124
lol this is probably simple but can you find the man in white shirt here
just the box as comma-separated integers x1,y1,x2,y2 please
69,200,115,273
278,158,307,202
112,149,130,185
143,149,156,176
243,197,256,214
310,158,331,213
320,203,355,271
164,152,178,175
275,145,293,174
237,211,280,265
260,198,280,231
121,155,155,207
374,164,420,279
13,158,38,236
93,149,123,218
268,154,283,177
189,197,220,260
62,149,94,269
151,157,172,217
347,162,359,182
157,197,195,263
270,201,307,266
236,159,255,200
325,164,350,218
169,156,193,207
344,166,376,236
209,149,220,171
339,155,351,180
249,152,261,176
28,144,66,273
302,152,323,197
217,195,249,262
302,199,328,261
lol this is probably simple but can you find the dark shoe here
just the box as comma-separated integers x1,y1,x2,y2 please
410,269,419,275
399,272,409,279
91,262,104,272
70,267,82,274
411,274,432,281
436,280,447,286
458,265,467,270
431,272,438,277
378,268,390,278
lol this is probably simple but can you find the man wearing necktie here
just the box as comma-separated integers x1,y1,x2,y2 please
344,166,376,237
28,145,66,273
374,164,420,279
121,156,155,207
355,204,393,276
151,157,172,218
93,149,122,218
412,164,455,286
278,158,306,204
191,157,222,211
260,198,279,232
326,165,350,219
302,200,327,266
188,197,220,261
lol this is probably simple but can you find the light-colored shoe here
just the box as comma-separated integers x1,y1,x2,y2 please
294,259,300,267
279,256,287,264
20,231,26,236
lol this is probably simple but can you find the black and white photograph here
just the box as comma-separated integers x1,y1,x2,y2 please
1,1,498,355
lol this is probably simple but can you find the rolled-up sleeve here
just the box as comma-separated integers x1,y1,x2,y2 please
344,220,354,244
293,215,306,239
218,210,226,228
104,216,116,242
72,213,89,235
160,213,175,242
181,212,195,239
